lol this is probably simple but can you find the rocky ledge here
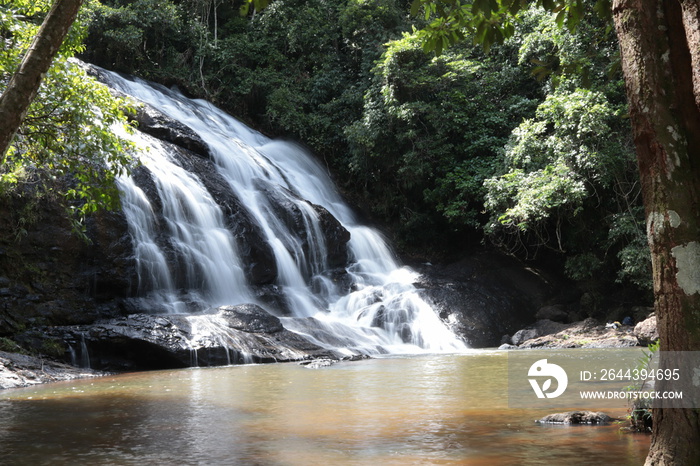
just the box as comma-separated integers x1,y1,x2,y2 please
15,304,345,373
499,314,658,349
0,351,107,390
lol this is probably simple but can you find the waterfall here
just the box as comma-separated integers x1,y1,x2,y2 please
103,70,467,355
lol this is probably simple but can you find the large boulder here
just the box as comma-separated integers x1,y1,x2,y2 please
535,304,570,323
131,102,212,159
634,314,659,346
414,251,557,347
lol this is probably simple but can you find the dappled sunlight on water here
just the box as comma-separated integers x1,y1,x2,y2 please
0,353,649,465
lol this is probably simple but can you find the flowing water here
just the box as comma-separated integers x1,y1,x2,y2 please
104,69,465,355
0,352,650,465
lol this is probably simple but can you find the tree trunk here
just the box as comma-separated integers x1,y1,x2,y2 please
612,0,700,464
0,0,84,161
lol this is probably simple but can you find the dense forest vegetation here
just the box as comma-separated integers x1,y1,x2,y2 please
2,0,651,302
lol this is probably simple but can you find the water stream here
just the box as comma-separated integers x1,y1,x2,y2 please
103,70,466,355
0,352,650,464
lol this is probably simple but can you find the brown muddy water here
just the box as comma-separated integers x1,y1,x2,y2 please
0,352,650,465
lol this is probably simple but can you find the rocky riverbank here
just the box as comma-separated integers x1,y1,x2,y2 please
499,314,658,349
0,351,107,390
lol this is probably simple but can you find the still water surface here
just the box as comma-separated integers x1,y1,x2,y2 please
0,352,650,465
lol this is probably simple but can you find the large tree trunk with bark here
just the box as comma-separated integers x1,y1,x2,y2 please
0,0,84,161
612,0,700,464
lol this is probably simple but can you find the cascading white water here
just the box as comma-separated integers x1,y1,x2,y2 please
105,71,467,354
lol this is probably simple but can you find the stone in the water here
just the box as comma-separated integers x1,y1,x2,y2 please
536,411,614,425
299,358,338,369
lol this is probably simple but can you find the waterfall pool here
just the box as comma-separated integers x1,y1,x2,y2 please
0,351,650,464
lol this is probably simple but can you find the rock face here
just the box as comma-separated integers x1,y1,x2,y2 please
218,304,284,333
163,142,279,286
21,305,342,371
256,179,350,271
414,252,558,347
0,185,137,336
534,305,570,323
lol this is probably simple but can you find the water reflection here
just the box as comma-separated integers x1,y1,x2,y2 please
0,353,649,465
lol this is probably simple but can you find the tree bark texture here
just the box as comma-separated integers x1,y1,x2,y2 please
0,0,84,160
612,0,700,464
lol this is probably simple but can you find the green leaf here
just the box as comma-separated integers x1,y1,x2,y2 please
411,0,422,17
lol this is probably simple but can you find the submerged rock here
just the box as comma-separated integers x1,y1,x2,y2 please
299,358,338,369
537,411,615,425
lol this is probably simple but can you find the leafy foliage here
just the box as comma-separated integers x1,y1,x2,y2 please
345,31,539,247
480,9,649,288
410,0,612,55
1,0,135,233
82,0,189,82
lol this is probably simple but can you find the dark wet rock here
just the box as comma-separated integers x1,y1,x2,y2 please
252,284,294,316
27,308,341,372
131,104,212,159
167,143,278,285
535,305,570,323
312,204,351,268
537,411,615,425
634,314,658,346
127,138,279,288
414,252,558,347
0,179,136,335
218,304,284,333
256,179,350,273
